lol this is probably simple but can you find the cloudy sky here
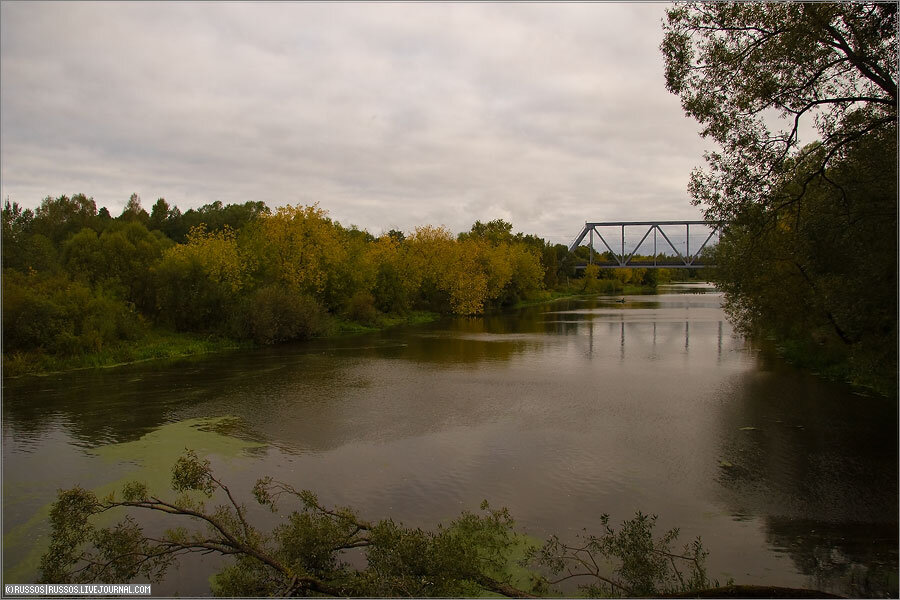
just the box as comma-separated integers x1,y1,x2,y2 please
1,1,714,244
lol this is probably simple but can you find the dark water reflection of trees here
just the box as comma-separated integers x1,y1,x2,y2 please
714,362,898,597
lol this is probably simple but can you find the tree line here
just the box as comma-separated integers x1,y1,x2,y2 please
4,194,675,371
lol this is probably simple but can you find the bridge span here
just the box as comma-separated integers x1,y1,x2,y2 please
568,220,722,269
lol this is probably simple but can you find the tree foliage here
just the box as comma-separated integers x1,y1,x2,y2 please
4,194,574,371
663,2,897,393
39,451,712,598
528,512,711,598
714,134,896,393
662,2,897,220
6,187,682,374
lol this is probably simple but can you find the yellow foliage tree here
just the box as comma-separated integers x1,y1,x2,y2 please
367,235,421,313
250,204,346,298
611,268,632,285
164,225,250,292
506,244,544,300
443,239,490,315
582,263,601,292
481,242,514,303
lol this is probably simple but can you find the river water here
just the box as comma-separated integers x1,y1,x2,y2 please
3,284,897,596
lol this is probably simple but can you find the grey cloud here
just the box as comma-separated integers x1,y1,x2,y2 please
1,2,710,244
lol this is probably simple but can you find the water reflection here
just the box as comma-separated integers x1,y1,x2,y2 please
713,366,898,596
2,287,896,596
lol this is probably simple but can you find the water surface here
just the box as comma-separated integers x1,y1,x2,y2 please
3,285,896,596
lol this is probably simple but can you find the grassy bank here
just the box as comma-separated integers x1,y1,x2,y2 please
332,310,440,334
3,311,441,379
2,329,250,378
2,282,690,379
509,280,679,310
767,336,896,398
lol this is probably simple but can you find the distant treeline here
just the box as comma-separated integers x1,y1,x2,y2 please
1,195,683,370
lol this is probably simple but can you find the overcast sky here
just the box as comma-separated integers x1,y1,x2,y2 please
1,1,714,244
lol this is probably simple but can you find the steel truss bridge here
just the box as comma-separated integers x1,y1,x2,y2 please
568,221,723,269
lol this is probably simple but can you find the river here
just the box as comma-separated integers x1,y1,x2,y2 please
3,284,897,596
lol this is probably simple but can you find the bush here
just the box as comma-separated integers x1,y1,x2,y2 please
152,253,232,332
344,291,378,326
236,285,331,345
2,271,143,356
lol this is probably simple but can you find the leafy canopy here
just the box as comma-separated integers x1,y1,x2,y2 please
662,2,897,220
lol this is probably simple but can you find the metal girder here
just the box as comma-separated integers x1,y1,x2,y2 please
568,221,722,269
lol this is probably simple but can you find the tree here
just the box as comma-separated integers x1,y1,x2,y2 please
96,222,172,308
179,200,270,241
2,270,141,356
62,228,105,284
31,194,98,243
39,450,713,598
714,135,896,393
527,512,711,597
502,243,544,305
248,204,346,303
148,198,171,232
153,225,251,331
663,3,898,393
2,200,35,270
120,193,150,225
368,234,420,314
662,2,897,221
459,219,514,245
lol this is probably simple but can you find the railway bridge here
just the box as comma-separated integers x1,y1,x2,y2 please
567,221,722,269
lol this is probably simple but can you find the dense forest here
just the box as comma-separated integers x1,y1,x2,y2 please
2,194,679,376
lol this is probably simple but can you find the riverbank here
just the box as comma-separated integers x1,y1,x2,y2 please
2,310,441,379
4,283,678,378
1,280,690,379
763,335,896,398
1,330,249,378
509,282,665,310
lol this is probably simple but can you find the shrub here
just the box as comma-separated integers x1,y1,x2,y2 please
2,271,143,356
344,291,378,326
237,285,331,345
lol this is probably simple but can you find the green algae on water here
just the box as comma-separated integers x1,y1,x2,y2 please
3,416,265,584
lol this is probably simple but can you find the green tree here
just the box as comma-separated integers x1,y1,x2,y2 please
119,193,150,225
39,451,712,598
714,135,896,393
369,235,419,314
2,271,141,356
2,200,35,269
663,2,897,393
61,228,105,284
459,219,514,245
96,222,172,308
1,201,51,273
31,194,99,243
233,285,331,345
178,200,270,242
148,198,171,232
152,225,250,331
662,2,897,221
